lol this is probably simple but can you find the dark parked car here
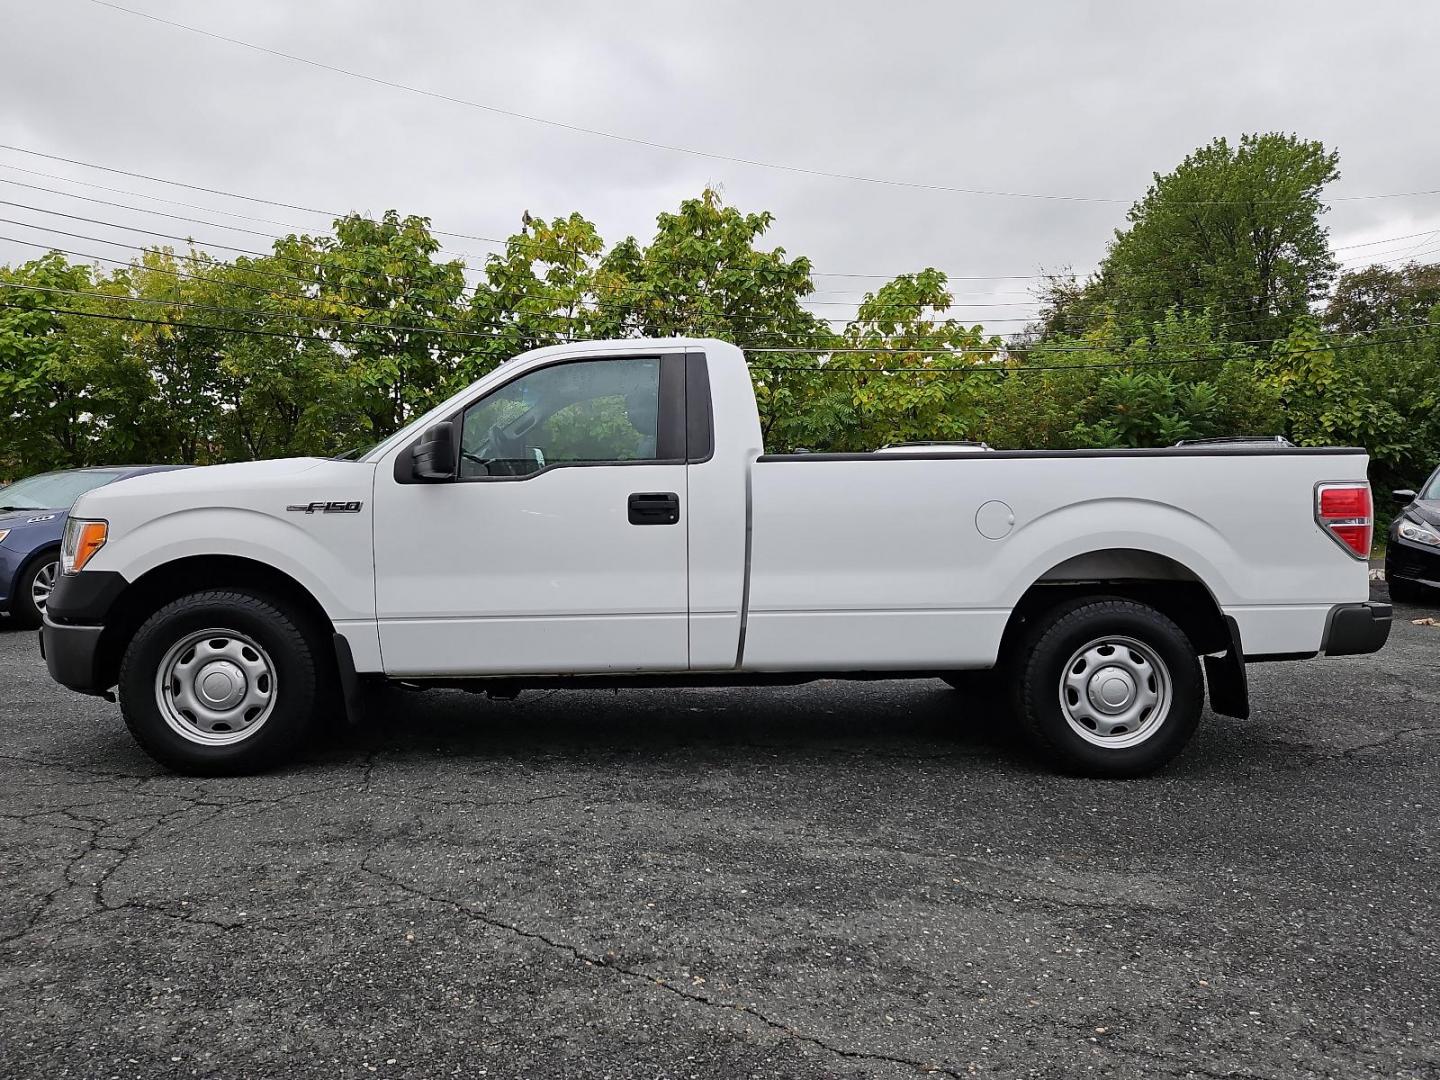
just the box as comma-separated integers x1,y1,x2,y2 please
0,466,186,628
1385,467,1440,603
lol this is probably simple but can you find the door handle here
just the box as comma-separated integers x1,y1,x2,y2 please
628,491,680,525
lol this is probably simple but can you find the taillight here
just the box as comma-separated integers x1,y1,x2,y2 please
1315,483,1372,559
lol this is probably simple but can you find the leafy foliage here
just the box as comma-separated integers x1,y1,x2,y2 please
1040,133,1340,345
1,152,1438,497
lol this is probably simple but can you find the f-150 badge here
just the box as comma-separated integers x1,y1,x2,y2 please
286,500,364,514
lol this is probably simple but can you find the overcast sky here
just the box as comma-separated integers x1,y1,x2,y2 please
2,0,1438,336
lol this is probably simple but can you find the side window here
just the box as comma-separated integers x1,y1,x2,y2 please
459,357,662,478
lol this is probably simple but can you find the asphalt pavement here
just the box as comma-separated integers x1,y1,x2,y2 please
1,584,1437,1079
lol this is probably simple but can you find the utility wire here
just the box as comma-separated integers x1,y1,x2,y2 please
84,0,1440,207
6,283,1434,361
6,201,1413,336
0,142,507,246
2,299,1433,378
4,185,1437,335
0,264,1385,345
6,219,1430,344
5,139,1437,294
8,166,1432,314
0,174,495,267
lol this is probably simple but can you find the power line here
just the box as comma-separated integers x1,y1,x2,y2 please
84,0,1440,207
0,176,307,242
7,281,1434,360
0,185,1051,308
0,279,538,345
0,201,486,309
0,245,1349,341
10,140,1432,302
0,143,1059,282
0,142,507,247
3,299,1433,381
4,187,1437,336
746,323,1438,357
0,200,1355,325
8,215,1430,345
0,173,497,268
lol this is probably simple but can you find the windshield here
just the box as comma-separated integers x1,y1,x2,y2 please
1424,471,1440,500
0,470,121,511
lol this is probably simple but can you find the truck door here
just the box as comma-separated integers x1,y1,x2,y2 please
371,351,690,676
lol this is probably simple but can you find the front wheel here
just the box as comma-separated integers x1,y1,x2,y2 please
1014,598,1202,777
118,589,323,774
12,554,59,629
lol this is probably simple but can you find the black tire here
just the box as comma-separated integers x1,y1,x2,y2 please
1013,597,1202,778
118,589,323,775
11,552,59,630
1386,576,1427,604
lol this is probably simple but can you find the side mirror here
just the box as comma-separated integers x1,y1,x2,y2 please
410,421,457,482
1393,489,1418,507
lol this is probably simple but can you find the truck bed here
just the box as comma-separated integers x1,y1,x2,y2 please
740,446,1371,670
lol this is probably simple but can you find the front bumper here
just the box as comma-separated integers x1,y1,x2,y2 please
1320,602,1392,657
1384,534,1440,590
35,570,128,695
38,615,110,695
0,542,25,611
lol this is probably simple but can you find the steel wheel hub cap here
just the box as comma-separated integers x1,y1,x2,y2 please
197,660,248,710
1087,666,1137,712
155,629,277,747
1059,635,1173,749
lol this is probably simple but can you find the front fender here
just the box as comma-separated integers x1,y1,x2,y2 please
94,506,375,621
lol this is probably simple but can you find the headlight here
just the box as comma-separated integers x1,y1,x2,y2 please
0,529,9,545
61,518,108,574
1397,513,1440,548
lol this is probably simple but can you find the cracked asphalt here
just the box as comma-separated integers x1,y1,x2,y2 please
1,583,1437,1080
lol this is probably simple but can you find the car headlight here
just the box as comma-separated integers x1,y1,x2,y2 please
0,529,9,545
61,518,108,574
1397,513,1440,548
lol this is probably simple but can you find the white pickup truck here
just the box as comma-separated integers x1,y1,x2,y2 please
39,338,1390,777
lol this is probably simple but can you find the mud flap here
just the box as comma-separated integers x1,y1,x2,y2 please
1203,616,1250,720
333,633,365,725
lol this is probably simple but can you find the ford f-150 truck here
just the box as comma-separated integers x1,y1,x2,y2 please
38,338,1391,777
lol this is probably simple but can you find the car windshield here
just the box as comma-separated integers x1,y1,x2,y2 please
1424,472,1440,500
0,470,121,511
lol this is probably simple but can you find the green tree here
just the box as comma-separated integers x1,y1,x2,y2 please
1325,261,1440,336
809,269,1000,452
463,211,607,384
276,211,468,442
1008,310,1281,450
1044,133,1340,345
0,253,98,474
590,189,836,449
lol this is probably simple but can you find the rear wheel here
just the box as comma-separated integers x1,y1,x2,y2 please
1014,598,1202,777
119,589,323,774
12,554,59,629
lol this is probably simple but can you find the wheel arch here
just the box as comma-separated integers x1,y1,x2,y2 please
15,540,63,584
7,541,62,620
997,547,1233,667
95,554,336,690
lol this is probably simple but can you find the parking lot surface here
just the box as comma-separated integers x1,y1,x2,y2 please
1,585,1437,1079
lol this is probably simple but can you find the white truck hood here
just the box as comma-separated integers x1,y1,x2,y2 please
72,457,375,525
